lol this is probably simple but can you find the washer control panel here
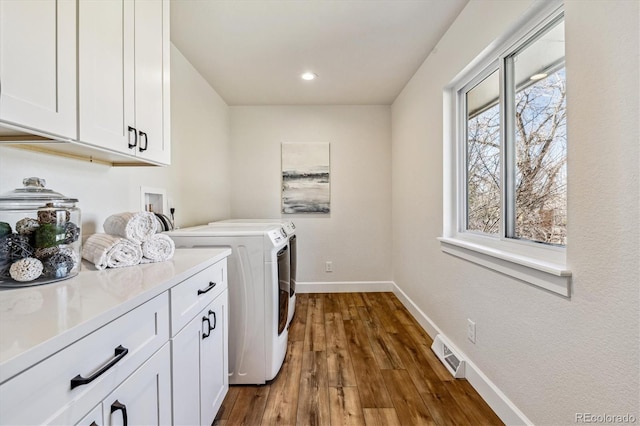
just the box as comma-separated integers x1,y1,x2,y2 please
267,227,288,246
282,222,296,235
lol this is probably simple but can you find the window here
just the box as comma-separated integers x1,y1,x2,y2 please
465,68,501,236
441,2,571,296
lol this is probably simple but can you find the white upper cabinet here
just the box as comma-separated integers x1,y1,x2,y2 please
0,0,77,140
134,0,170,165
79,0,170,165
78,0,133,155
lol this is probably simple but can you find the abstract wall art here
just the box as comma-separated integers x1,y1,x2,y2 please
281,142,330,214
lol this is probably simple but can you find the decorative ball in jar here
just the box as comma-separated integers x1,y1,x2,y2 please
0,177,81,287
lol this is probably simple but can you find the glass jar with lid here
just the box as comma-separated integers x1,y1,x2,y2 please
0,177,81,287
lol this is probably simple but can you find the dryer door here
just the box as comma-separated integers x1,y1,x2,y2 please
277,246,290,335
289,235,297,297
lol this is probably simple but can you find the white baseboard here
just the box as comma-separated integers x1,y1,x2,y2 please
296,281,394,293
392,282,442,337
392,283,534,426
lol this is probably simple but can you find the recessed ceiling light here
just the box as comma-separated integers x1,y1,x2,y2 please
301,72,317,81
530,73,548,81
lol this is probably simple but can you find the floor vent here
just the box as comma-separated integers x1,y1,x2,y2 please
431,335,466,378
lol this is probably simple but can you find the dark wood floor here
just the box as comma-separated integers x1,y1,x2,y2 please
214,292,503,426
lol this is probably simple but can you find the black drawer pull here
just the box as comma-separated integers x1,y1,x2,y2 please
208,309,217,331
197,281,217,295
111,400,128,426
138,130,148,152
70,345,129,389
127,126,137,149
202,316,211,339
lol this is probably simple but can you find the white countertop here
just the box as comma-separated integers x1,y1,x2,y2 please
0,248,231,384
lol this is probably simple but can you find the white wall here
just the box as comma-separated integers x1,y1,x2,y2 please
228,106,392,284
169,45,231,227
0,45,230,233
391,0,639,424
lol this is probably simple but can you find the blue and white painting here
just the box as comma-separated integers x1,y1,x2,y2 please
282,143,330,214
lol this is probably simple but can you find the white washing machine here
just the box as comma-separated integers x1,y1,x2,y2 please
210,219,297,325
166,224,289,385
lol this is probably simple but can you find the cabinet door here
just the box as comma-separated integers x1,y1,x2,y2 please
78,0,134,154
201,291,229,424
172,290,228,426
103,344,171,426
0,0,76,139
171,307,205,426
134,0,170,164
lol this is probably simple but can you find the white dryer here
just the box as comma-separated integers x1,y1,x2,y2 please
166,224,289,385
210,219,297,325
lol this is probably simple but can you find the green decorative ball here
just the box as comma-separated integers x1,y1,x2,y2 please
35,224,66,248
0,222,12,238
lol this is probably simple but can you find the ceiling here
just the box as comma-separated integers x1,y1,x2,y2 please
170,0,468,106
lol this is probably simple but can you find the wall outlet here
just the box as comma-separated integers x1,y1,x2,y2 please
325,261,333,272
467,319,476,344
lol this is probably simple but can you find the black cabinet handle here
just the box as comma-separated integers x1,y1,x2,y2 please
197,281,217,295
138,130,148,152
70,345,129,389
127,126,137,149
111,400,128,426
89,422,98,426
208,309,217,331
202,316,211,339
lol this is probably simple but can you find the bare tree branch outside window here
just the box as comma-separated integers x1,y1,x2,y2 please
467,103,501,235
466,68,567,245
515,68,567,245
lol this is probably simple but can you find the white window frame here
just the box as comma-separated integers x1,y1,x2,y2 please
440,1,571,297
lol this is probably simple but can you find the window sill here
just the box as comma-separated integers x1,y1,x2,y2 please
438,237,571,297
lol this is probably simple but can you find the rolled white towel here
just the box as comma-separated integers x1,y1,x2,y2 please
82,234,143,270
141,233,175,263
103,212,157,244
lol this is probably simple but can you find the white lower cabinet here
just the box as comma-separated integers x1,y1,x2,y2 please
104,343,171,426
172,288,229,426
0,293,169,425
0,255,229,426
201,292,228,422
75,344,171,426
